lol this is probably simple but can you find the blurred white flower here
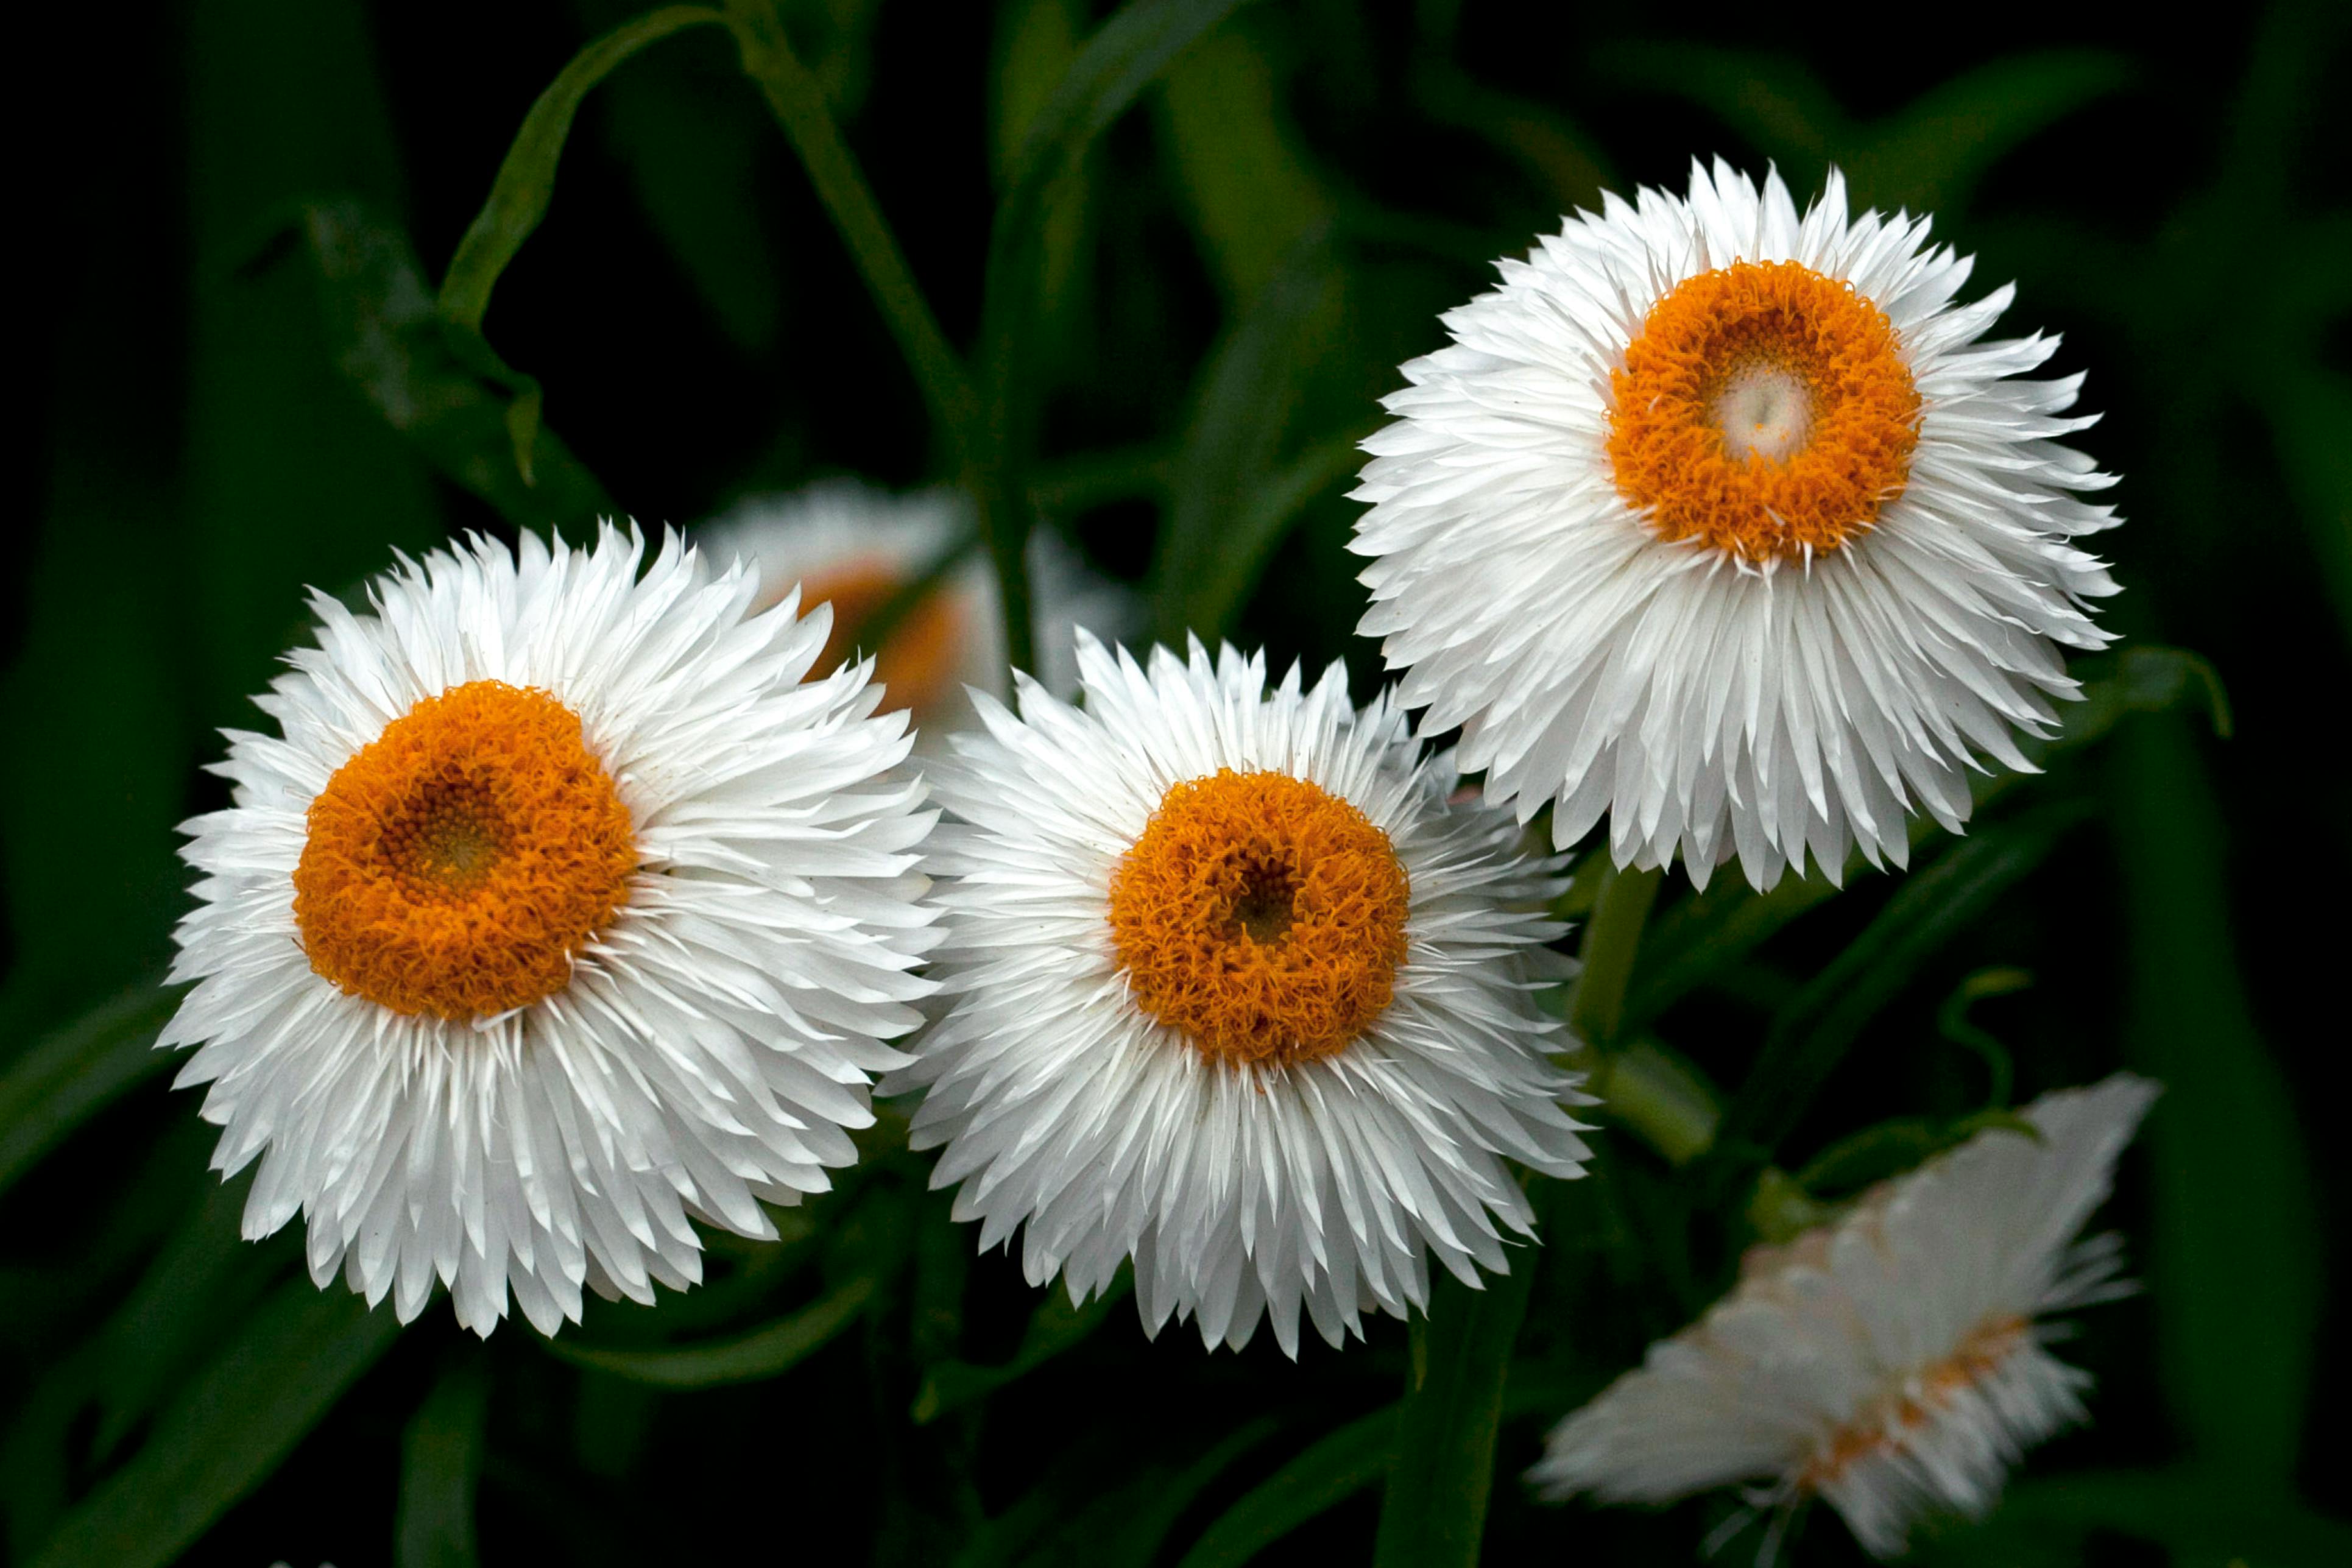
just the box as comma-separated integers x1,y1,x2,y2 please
1352,160,2122,891
699,478,1141,736
1530,1075,2159,1559
890,634,1594,1356
163,527,938,1335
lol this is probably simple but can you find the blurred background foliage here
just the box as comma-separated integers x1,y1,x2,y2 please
3,1,2346,1563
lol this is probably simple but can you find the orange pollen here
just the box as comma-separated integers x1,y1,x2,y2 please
786,559,965,718
1798,1313,2032,1491
1107,769,1410,1069
1607,260,1921,562
292,680,638,1019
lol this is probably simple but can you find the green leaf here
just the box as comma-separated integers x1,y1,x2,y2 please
1176,1406,1396,1568
1623,872,1844,1035
975,0,1260,669
1791,1110,2038,1201
1565,861,1664,1050
2266,368,2352,654
1846,51,2131,214
1408,54,1609,213
1371,1253,1538,1568
1082,1417,1282,1568
912,1273,1129,1424
0,980,177,1201
1922,1466,2352,1567
544,1273,877,1388
593,19,787,354
437,4,727,333
2108,713,2318,1491
1591,1040,1722,1167
1593,44,2127,217
26,1279,401,1568
726,0,979,450
1935,966,2033,1108
284,200,610,527
1154,19,1333,305
1715,801,2089,1163
90,1176,276,1463
397,1355,490,1568
1153,233,1351,643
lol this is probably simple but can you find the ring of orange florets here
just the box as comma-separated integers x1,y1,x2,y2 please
788,559,966,718
1107,769,1410,1068
1607,260,1921,561
292,680,638,1019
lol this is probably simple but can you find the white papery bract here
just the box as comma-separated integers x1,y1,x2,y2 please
162,526,938,1335
699,478,1139,724
1352,160,2122,890
1530,1075,2158,1559
890,634,1594,1356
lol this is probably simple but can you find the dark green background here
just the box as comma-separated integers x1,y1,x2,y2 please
4,2,2343,1564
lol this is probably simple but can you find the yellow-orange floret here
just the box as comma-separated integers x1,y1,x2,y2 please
292,680,637,1019
1797,1313,2032,1490
1107,769,1409,1068
789,559,966,719
1608,260,1920,561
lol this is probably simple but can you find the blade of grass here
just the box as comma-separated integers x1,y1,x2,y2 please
1177,1406,1396,1568
1715,800,2089,1164
1370,1254,1536,1568
975,0,1260,671
2107,713,2317,1492
724,0,980,459
437,5,727,333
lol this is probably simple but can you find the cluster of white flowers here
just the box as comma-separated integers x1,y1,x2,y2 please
163,163,2141,1559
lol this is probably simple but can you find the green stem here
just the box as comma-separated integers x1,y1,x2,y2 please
1591,1042,1720,1167
1372,858,1670,1563
1371,1252,1540,1568
1567,860,1662,1050
723,0,981,464
724,0,1036,674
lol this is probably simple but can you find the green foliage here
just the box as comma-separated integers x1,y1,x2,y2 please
913,1273,1130,1424
1177,1406,1396,1567
0,983,177,1202
548,1275,878,1388
25,1280,401,1568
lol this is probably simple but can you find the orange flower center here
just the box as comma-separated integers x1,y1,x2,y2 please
788,559,966,718
1107,769,1410,1068
292,680,638,1019
1798,1313,2032,1489
1607,260,1920,562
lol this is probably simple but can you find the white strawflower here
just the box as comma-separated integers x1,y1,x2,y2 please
699,478,1140,727
162,526,938,1336
890,634,1594,1356
1530,1075,2159,1559
1352,159,2121,891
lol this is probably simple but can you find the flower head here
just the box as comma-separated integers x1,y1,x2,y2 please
890,634,1594,1355
163,527,938,1335
699,478,1139,729
1352,160,2121,889
1530,1075,2159,1558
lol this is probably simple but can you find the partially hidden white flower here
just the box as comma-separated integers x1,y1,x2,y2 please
163,526,939,1335
889,633,1595,1356
699,478,1141,735
1530,1075,2160,1559
1352,159,2122,891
